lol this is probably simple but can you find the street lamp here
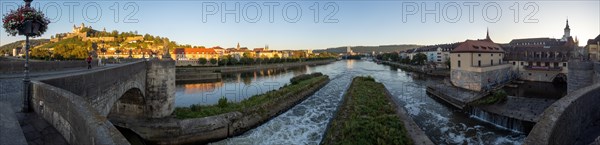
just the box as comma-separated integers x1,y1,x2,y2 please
19,0,42,112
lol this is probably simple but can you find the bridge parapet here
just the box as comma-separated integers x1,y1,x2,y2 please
28,58,175,145
30,81,130,145
526,61,600,145
40,60,147,116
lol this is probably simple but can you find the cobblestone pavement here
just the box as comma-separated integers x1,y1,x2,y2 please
16,113,68,145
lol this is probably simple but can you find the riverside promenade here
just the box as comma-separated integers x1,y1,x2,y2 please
176,59,336,82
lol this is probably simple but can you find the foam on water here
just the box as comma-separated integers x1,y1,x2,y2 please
212,71,355,145
204,60,526,145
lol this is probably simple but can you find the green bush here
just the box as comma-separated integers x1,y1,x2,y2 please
290,73,323,85
218,97,228,108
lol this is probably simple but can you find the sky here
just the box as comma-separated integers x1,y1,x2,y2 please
0,0,598,50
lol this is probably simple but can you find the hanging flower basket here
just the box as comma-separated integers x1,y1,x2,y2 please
2,6,50,37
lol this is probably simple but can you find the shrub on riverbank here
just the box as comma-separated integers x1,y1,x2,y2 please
174,73,328,119
322,76,412,145
290,72,323,84
471,90,508,105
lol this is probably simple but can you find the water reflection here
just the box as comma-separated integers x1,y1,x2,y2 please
206,60,526,145
175,66,312,106
503,81,567,99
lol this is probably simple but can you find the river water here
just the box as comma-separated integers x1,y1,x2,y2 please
175,60,526,145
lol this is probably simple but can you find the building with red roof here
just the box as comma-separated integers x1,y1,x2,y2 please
172,48,218,60
450,35,513,91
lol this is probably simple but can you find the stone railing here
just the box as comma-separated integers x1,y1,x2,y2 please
0,60,98,74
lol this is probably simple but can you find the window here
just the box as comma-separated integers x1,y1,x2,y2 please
491,60,494,65
458,54,460,57
554,62,559,67
513,62,516,65
458,60,461,67
545,62,550,67
521,62,524,65
478,60,481,67
491,53,494,56
499,59,502,64
563,63,567,67
478,54,481,57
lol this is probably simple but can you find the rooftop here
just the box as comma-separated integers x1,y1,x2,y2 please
451,40,503,53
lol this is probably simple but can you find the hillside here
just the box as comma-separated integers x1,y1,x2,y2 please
0,39,50,54
314,44,420,54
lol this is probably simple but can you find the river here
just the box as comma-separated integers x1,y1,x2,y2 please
175,60,526,144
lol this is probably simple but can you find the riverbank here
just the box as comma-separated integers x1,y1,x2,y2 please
380,61,450,77
322,76,433,145
110,73,330,144
175,59,335,82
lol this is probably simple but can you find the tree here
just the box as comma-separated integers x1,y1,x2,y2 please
411,53,427,65
219,58,229,66
209,58,217,65
229,58,239,65
198,58,207,64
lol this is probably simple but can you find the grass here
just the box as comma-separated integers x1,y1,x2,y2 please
322,76,413,145
471,90,508,105
174,75,328,119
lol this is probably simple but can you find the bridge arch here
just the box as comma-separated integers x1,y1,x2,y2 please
109,88,147,118
552,73,567,83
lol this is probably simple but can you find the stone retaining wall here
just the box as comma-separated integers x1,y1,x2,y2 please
176,59,335,73
0,60,98,74
111,76,331,144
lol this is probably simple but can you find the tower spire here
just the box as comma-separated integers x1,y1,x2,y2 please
565,19,570,30
486,28,490,40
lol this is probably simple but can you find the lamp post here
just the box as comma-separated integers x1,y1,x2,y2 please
21,0,41,112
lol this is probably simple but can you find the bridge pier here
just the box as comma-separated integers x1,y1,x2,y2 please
144,58,176,118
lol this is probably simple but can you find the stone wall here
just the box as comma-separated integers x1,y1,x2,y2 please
451,66,512,91
30,81,130,145
517,70,563,82
567,61,594,93
0,60,98,74
176,59,335,73
525,83,600,145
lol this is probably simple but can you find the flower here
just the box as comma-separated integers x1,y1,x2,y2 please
2,6,50,37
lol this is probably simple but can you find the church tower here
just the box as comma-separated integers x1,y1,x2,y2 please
486,28,491,40
563,19,571,41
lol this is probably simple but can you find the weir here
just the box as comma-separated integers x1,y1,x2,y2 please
467,107,534,133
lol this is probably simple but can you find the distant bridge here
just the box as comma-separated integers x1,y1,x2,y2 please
28,58,175,145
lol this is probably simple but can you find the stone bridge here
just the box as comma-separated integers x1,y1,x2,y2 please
525,61,600,145
28,58,175,145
